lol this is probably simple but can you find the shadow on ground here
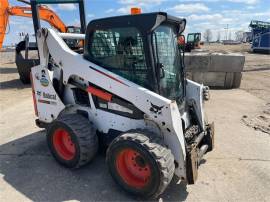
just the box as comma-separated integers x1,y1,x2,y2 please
0,79,30,90
0,131,188,201
0,67,18,74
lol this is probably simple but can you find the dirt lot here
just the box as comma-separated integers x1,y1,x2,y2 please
0,46,270,201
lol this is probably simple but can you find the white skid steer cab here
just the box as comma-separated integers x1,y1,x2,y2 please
29,0,214,199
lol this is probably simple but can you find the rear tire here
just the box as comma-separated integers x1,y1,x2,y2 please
106,130,175,199
47,113,98,168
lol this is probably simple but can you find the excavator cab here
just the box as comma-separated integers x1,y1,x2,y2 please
65,26,81,49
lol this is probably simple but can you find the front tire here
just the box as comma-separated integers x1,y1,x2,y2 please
106,131,175,199
47,113,98,168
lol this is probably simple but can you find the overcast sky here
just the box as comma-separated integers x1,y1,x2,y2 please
3,0,270,45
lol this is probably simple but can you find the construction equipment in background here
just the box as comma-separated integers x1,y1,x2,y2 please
185,32,203,52
249,20,270,53
0,0,83,83
29,0,214,199
0,0,67,49
15,24,81,84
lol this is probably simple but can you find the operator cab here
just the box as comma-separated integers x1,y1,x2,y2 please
84,12,186,103
187,33,201,43
185,32,202,52
65,26,82,50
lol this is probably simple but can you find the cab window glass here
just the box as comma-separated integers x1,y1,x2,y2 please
89,27,150,89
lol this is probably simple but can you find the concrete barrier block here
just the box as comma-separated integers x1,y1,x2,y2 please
185,54,211,72
185,53,245,72
186,71,243,89
210,54,245,72
185,52,245,88
188,72,226,87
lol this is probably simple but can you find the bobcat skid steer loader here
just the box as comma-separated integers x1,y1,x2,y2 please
30,7,214,198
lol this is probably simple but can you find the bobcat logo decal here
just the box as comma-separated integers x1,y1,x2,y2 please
149,103,164,115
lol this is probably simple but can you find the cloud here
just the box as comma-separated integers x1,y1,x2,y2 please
69,18,80,26
190,14,233,25
178,0,259,4
187,8,270,40
9,18,33,25
227,0,259,5
246,6,255,9
87,14,95,18
105,9,115,13
116,0,167,14
118,0,166,6
168,3,209,13
45,5,57,12
58,4,76,11
117,7,131,14
188,14,223,21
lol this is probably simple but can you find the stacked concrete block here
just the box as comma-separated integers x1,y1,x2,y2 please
185,52,245,88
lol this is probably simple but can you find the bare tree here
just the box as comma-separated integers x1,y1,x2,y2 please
203,29,212,43
217,31,221,42
228,31,232,40
235,31,245,42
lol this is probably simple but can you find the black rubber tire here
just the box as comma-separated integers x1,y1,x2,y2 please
106,130,175,199
47,113,98,168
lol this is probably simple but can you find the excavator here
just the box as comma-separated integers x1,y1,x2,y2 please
0,0,81,83
0,0,81,48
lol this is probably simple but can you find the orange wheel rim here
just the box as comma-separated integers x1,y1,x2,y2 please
115,148,151,188
53,128,76,160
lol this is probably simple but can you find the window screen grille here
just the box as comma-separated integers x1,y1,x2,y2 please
90,27,149,88
153,25,183,100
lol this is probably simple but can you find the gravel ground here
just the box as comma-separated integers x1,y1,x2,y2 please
0,49,270,201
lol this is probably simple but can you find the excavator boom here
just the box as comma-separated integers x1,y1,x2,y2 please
0,0,67,49
0,0,9,49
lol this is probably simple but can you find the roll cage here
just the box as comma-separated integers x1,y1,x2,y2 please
83,12,186,101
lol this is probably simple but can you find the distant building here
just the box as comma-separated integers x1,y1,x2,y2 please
222,40,241,45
